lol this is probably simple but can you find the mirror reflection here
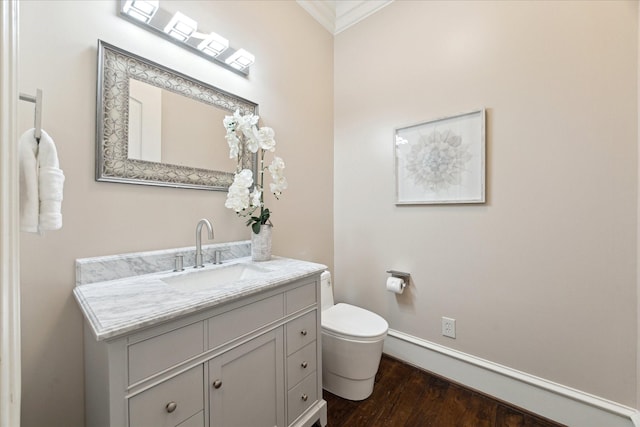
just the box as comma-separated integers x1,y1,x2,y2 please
127,79,230,171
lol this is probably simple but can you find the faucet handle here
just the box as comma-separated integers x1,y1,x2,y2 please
213,249,229,265
174,254,184,272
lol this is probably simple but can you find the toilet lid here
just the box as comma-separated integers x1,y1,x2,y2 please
322,303,388,338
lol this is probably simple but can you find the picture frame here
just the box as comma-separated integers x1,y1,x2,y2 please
394,109,486,205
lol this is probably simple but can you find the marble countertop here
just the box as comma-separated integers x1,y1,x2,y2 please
74,256,327,341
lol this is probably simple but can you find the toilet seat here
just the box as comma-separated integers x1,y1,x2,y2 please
322,303,388,340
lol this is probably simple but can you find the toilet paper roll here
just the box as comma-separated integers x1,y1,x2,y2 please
386,277,405,294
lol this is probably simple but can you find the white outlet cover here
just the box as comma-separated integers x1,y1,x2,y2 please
442,317,456,338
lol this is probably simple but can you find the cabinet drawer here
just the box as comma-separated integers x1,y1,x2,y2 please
285,282,316,314
286,310,316,356
129,365,204,427
287,372,317,425
129,321,204,384
287,341,316,390
209,294,284,349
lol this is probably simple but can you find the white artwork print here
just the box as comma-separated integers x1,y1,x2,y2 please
395,110,485,204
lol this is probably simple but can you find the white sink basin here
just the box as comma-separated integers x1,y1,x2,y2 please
162,263,270,292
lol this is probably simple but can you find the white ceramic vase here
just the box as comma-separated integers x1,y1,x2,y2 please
251,224,272,261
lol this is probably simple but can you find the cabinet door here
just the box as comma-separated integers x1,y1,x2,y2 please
209,328,284,427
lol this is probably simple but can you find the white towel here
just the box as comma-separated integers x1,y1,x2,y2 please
19,129,39,232
37,130,64,231
19,128,64,233
39,167,64,230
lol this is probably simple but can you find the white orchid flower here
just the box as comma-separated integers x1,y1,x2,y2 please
250,188,262,208
235,169,253,187
224,169,254,212
257,127,276,152
269,176,288,197
226,132,240,159
268,156,285,176
223,114,238,132
223,112,285,230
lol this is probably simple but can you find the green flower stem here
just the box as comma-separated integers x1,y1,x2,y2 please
249,149,270,234
259,150,265,220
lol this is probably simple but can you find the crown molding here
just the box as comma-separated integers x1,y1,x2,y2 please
334,0,392,34
297,0,335,34
296,0,393,35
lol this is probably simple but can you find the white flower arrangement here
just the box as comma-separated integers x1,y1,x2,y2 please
223,110,287,234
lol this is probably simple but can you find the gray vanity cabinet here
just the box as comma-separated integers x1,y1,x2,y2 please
83,274,327,427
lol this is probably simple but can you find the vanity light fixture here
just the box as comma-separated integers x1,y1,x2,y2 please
197,32,229,57
225,49,255,71
118,0,255,76
122,0,158,23
163,11,197,41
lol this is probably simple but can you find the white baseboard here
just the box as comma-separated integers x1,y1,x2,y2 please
384,329,639,427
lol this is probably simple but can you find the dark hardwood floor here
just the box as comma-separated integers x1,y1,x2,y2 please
322,355,565,427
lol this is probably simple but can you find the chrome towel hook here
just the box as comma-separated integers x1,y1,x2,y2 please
19,88,43,143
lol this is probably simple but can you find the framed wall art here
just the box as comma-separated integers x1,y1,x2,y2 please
394,109,486,205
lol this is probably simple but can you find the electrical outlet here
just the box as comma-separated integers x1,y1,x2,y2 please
442,317,456,339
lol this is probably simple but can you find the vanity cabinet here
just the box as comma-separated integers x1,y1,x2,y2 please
83,275,326,427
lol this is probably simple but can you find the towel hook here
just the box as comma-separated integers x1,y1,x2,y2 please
19,89,43,143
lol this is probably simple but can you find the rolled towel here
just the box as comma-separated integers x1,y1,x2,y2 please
39,167,64,230
37,129,60,168
19,129,39,233
37,130,64,232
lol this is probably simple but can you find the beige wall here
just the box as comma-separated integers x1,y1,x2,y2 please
17,0,639,423
334,0,638,406
18,1,333,426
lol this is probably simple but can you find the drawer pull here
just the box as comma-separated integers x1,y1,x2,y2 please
301,361,308,369
165,401,177,413
300,329,307,336
301,394,308,402
212,379,222,389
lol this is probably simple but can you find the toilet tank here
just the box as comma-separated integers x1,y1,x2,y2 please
320,271,334,310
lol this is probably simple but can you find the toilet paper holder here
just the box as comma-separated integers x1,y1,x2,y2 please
386,270,410,281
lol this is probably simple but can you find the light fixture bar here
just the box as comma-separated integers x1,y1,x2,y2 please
197,32,229,57
122,0,158,23
225,49,255,71
164,11,197,42
118,0,254,76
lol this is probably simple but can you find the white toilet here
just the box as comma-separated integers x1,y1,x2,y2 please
320,271,389,401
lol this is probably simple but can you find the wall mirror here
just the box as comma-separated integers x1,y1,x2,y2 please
96,40,258,190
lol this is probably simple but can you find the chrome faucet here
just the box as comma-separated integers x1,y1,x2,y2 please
195,218,214,268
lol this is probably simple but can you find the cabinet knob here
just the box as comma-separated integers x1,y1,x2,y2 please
301,394,308,402
300,329,307,336
301,361,308,369
165,401,177,413
212,379,222,389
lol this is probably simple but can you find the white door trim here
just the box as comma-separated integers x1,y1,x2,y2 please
0,1,21,426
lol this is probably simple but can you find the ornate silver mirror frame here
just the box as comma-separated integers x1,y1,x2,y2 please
96,40,258,190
